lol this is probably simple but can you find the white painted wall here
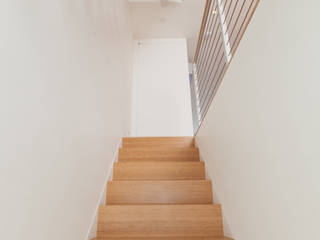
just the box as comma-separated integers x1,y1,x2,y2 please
196,0,320,239
131,39,193,136
129,0,205,61
0,1,132,240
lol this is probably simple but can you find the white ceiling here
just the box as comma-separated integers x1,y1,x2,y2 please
129,0,206,62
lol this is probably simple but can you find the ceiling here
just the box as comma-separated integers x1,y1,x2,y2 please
129,0,206,62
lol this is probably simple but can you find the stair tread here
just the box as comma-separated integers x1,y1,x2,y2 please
122,137,194,148
107,180,212,205
98,204,223,238
118,147,199,162
113,162,205,180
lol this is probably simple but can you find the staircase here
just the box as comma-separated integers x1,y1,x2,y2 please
95,137,231,240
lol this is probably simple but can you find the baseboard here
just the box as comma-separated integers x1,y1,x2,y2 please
85,138,122,240
194,139,234,239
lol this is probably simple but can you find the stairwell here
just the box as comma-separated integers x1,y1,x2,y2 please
94,137,232,240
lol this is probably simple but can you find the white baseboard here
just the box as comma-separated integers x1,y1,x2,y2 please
85,138,122,240
194,139,234,239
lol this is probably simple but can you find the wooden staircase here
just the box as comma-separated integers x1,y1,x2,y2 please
96,137,232,240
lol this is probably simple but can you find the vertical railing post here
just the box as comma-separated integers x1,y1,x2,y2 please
193,64,202,125
216,0,232,62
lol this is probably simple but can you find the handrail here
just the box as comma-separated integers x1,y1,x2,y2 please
192,0,259,134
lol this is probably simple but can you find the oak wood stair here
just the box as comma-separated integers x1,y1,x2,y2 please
96,137,232,240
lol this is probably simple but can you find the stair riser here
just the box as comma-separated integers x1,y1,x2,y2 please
107,180,213,205
113,162,205,180
98,205,223,238
122,137,195,148
119,148,200,162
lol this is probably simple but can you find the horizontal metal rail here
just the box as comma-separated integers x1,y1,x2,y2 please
192,0,259,133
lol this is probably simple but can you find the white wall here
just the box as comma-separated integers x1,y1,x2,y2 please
129,0,206,61
0,1,132,240
131,39,193,136
196,0,320,239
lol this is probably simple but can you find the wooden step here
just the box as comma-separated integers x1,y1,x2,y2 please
113,162,206,180
97,204,223,238
122,137,194,148
96,237,232,240
106,180,212,205
118,147,199,162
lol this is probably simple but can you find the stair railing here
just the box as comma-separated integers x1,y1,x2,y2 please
192,0,259,133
